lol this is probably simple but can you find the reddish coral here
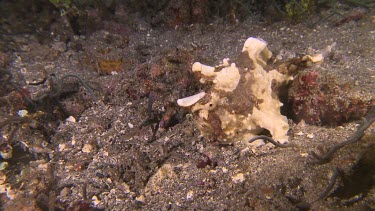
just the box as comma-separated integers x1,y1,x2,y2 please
288,70,374,125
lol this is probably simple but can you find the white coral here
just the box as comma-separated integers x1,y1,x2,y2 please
177,92,206,107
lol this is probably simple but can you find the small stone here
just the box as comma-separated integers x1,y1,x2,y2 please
106,178,112,184
66,116,76,123
82,144,93,153
31,146,52,154
0,162,8,171
17,110,28,117
128,123,134,128
0,143,13,159
60,187,71,197
240,147,251,155
0,183,10,195
92,195,100,206
37,163,49,171
0,171,6,185
300,153,309,157
222,167,228,173
186,190,194,200
209,169,217,174
296,131,304,136
58,143,66,151
232,173,245,183
307,133,314,139
120,182,131,194
135,194,145,203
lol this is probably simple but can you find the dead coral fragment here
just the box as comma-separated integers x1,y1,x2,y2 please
179,37,292,145
177,92,206,107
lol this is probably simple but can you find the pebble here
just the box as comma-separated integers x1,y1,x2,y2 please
128,122,134,128
58,143,66,152
186,190,194,200
135,194,145,203
222,167,228,173
296,131,304,136
37,163,49,171
300,153,309,157
92,195,100,206
120,182,131,194
0,144,13,159
307,133,314,139
0,162,8,170
66,116,76,123
0,171,6,184
17,110,28,117
232,173,245,183
82,144,93,153
60,187,71,197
